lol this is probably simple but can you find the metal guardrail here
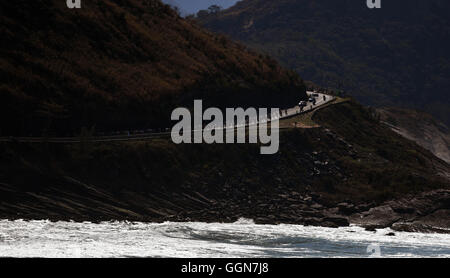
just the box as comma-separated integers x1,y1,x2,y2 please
0,93,335,143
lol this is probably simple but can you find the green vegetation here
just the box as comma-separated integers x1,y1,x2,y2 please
199,0,450,125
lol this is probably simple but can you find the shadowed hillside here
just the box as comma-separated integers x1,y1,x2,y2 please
0,0,449,233
199,0,450,125
0,0,306,136
1,101,449,232
377,107,450,163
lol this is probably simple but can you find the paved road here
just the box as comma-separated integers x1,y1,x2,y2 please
282,91,334,119
0,92,334,143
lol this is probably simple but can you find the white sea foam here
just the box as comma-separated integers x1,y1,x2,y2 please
0,219,449,258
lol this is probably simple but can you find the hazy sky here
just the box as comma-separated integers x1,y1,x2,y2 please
162,0,240,15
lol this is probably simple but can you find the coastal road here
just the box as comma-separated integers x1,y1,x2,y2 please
282,91,335,119
0,91,335,143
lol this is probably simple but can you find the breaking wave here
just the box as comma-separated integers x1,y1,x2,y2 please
0,220,449,258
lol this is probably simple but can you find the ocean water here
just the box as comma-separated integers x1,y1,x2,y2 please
0,218,449,258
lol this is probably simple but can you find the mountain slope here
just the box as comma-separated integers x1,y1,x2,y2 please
0,0,449,233
199,0,450,125
1,101,449,232
0,0,306,136
377,107,450,163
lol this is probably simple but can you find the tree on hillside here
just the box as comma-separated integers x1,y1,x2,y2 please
208,5,222,14
196,9,209,19
197,5,222,19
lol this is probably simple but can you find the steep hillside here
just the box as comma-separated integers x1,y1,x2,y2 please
1,101,449,232
0,0,306,136
377,108,450,163
199,0,450,125
1,1,449,233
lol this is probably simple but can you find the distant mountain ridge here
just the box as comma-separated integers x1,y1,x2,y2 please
199,0,450,125
162,0,240,15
